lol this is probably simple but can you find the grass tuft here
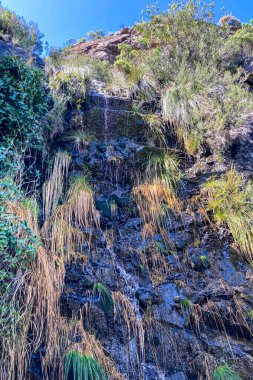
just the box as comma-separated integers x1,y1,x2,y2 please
203,169,253,264
65,350,107,380
212,364,241,380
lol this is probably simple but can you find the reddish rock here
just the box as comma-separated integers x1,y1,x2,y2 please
70,28,137,64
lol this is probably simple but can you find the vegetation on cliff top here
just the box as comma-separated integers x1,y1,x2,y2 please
0,1,253,379
0,2,44,54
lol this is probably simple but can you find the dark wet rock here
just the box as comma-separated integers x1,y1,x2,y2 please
84,304,108,336
153,284,185,328
217,249,246,286
136,288,161,309
53,80,253,379
170,231,192,250
193,282,243,304
96,198,112,218
168,372,186,380
188,247,210,271
124,217,142,229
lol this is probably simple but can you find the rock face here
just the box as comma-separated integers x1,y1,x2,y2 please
33,89,253,379
25,82,253,380
70,28,138,63
0,37,44,67
0,37,29,60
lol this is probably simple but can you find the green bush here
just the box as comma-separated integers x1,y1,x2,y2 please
232,22,253,51
109,0,253,155
49,70,90,106
0,56,48,151
87,29,104,41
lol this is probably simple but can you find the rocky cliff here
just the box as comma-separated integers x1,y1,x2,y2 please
28,86,253,380
2,5,253,379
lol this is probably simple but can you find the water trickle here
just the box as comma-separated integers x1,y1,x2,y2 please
104,233,145,374
104,94,109,141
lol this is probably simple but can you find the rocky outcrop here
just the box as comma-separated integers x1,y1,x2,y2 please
0,36,44,66
70,28,138,63
0,37,29,60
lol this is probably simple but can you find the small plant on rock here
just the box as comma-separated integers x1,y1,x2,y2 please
212,364,241,380
64,129,95,152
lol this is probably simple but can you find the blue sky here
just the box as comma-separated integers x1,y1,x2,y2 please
1,0,253,48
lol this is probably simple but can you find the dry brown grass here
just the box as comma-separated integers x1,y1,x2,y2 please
42,176,100,258
43,152,71,220
133,180,179,237
0,200,66,380
59,318,124,380
113,291,145,366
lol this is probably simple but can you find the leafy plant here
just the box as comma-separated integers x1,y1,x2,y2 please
65,350,107,380
212,364,241,380
0,56,47,150
49,69,90,106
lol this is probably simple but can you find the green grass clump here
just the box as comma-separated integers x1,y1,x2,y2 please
93,283,114,314
179,298,193,311
144,150,183,189
65,350,107,380
64,130,95,152
212,364,241,380
204,169,253,264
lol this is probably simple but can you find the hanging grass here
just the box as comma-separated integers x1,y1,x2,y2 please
43,152,71,220
212,364,242,380
0,199,66,379
42,174,100,258
133,151,182,242
65,350,107,380
203,169,253,264
112,291,145,365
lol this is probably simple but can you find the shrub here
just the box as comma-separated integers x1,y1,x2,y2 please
232,22,253,52
87,29,105,40
0,56,48,171
49,70,90,106
77,37,87,43
93,282,114,314
111,1,253,156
